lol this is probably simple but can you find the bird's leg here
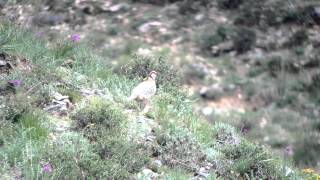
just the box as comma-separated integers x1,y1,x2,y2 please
142,99,151,114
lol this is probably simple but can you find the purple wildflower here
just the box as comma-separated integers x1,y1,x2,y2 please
8,80,22,87
42,163,53,173
70,34,81,42
284,145,294,156
35,32,44,38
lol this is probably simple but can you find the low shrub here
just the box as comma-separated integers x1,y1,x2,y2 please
152,127,207,172
72,98,124,130
232,27,256,54
284,29,309,48
222,140,284,179
95,134,149,174
119,55,182,88
43,132,130,179
2,94,32,123
293,132,320,168
196,25,234,55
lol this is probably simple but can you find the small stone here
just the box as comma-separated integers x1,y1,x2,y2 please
153,160,162,167
0,60,6,66
54,92,69,101
202,107,213,116
199,85,224,100
197,167,209,178
137,168,159,179
195,14,204,21
108,3,128,12
138,21,162,33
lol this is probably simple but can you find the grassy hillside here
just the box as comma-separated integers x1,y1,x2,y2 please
0,21,310,179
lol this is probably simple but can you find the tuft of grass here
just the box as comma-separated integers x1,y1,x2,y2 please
19,111,48,140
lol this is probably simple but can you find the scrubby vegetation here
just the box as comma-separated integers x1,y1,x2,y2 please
0,20,303,179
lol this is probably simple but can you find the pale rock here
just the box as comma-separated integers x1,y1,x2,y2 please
138,21,162,33
0,60,6,66
202,107,213,116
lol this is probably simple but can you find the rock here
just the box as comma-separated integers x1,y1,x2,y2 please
211,41,234,56
195,14,205,21
44,92,73,116
201,107,213,116
0,60,6,66
197,167,210,178
33,12,65,26
223,84,236,92
53,92,69,101
108,3,129,12
199,85,224,100
153,159,162,167
137,168,160,179
138,21,162,33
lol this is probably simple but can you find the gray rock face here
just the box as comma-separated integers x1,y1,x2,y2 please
33,12,65,26
199,85,224,100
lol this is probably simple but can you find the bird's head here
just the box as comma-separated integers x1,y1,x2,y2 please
148,71,157,80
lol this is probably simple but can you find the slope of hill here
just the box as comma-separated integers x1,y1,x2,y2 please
1,0,320,178
0,20,307,179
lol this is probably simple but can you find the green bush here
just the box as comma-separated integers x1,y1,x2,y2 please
197,25,234,55
2,94,32,123
232,27,256,54
95,134,149,174
222,140,284,179
43,132,130,179
119,55,182,88
293,133,320,168
0,120,18,147
284,29,309,48
72,98,125,130
152,128,207,172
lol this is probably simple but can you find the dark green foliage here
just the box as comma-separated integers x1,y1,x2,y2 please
152,129,207,172
120,55,182,88
217,0,243,9
262,56,300,76
222,141,283,179
2,94,32,123
71,98,125,135
232,27,256,54
70,98,149,177
178,0,212,14
197,25,234,55
283,5,320,26
293,133,320,167
0,121,18,147
307,72,320,104
43,133,121,179
95,135,149,174
285,29,309,48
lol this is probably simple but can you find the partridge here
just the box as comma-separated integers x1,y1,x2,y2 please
128,71,157,113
